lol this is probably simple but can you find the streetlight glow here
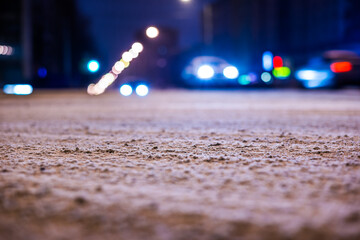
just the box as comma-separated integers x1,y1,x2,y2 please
122,52,133,62
131,42,143,53
146,26,159,39
87,41,145,95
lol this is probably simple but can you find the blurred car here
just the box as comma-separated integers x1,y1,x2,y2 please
181,56,240,88
295,50,360,89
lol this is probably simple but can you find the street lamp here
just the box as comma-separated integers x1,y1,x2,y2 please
146,26,159,39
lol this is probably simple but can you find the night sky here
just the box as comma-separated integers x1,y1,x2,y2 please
77,0,216,64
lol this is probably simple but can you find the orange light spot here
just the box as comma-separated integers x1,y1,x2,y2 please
330,62,352,73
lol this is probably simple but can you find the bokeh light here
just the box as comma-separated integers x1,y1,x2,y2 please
101,73,116,85
2,46,8,55
197,65,215,79
120,59,130,68
120,84,133,96
87,84,96,95
248,73,257,82
122,52,133,62
3,84,33,95
113,61,125,73
273,56,283,68
135,84,149,97
330,62,352,73
146,26,159,39
295,69,335,89
131,42,144,53
223,66,239,79
273,67,291,79
38,67,47,78
0,45,13,56
87,42,144,96
129,49,139,58
262,51,273,71
261,72,272,83
87,60,100,73
238,75,251,85
8,47,13,55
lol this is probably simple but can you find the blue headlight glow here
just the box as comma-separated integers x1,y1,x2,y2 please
197,65,215,80
223,66,239,79
295,70,333,81
3,84,33,95
295,69,335,88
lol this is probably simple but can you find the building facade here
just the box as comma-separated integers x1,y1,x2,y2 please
202,0,353,70
0,0,98,88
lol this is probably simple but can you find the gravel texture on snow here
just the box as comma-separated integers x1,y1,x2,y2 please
0,90,360,240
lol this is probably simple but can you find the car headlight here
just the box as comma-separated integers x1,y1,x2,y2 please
223,66,239,79
295,70,333,81
135,84,149,97
197,65,215,80
119,84,133,96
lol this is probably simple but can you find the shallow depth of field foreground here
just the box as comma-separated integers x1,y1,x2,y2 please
0,90,360,240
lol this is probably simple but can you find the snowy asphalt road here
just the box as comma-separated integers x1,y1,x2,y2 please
0,90,360,240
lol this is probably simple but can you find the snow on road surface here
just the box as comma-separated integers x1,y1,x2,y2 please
0,90,360,240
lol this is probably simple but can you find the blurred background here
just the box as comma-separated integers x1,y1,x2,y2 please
1,0,360,95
